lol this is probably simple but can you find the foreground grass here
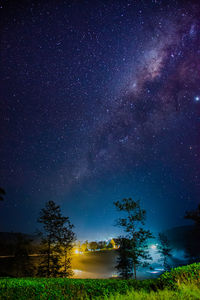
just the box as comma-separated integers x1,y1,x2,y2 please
1,263,200,299
0,278,148,299
107,284,200,300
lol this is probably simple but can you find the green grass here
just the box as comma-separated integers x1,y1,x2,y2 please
0,263,200,299
0,277,150,299
107,284,200,300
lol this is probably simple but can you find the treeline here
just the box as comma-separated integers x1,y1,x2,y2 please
74,238,119,253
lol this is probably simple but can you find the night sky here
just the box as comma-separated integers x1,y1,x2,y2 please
1,0,200,241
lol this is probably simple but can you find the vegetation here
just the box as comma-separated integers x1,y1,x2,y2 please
37,200,75,277
114,198,152,279
75,239,116,253
1,195,200,300
159,262,200,289
0,187,5,201
80,241,89,252
0,263,200,299
107,284,200,300
61,225,76,277
115,237,133,279
184,203,200,262
157,233,172,271
185,203,200,225
89,241,98,251
0,277,144,299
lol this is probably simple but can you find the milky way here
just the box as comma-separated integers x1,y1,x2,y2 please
1,0,200,240
71,4,200,184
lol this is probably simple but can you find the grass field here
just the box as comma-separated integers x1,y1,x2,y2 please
107,285,200,300
0,263,200,299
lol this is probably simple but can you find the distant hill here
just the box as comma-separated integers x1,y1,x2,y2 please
0,232,40,244
164,225,200,250
0,232,41,255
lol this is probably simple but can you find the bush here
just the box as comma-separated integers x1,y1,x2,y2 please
159,262,200,289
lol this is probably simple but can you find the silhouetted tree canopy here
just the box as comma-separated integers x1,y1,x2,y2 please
37,200,75,277
114,197,152,279
185,204,200,226
0,187,5,201
158,233,172,271
184,204,200,262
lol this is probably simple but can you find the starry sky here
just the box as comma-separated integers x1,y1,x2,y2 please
1,0,200,241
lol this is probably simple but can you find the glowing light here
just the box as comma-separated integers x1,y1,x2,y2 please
194,96,200,102
147,270,159,274
151,244,157,250
74,249,79,254
73,269,82,273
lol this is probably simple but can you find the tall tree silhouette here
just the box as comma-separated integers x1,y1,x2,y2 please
114,198,152,279
60,221,76,277
184,204,200,262
158,233,172,271
37,200,75,277
115,237,133,279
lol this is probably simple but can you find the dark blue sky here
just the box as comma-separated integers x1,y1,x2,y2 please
1,0,200,240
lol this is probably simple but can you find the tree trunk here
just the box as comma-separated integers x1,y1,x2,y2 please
47,237,51,277
133,263,137,280
64,249,67,274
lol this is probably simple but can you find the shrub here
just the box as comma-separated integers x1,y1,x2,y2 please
159,262,200,289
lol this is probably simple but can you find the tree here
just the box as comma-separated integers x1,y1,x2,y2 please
114,197,152,279
115,237,133,279
84,240,89,251
81,241,88,252
89,241,98,251
185,204,200,226
184,204,200,262
0,188,5,201
77,241,82,252
97,241,106,250
60,222,76,277
107,241,114,249
158,233,172,271
37,200,75,277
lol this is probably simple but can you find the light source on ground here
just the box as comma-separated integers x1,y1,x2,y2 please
151,244,157,250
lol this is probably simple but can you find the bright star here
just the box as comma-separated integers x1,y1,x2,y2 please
194,96,200,102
